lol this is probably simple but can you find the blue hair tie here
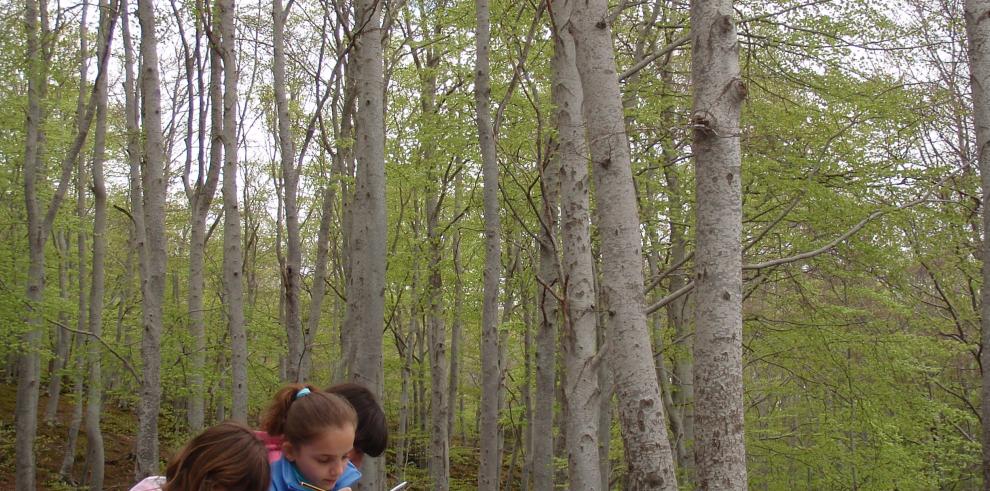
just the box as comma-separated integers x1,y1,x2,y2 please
295,387,312,400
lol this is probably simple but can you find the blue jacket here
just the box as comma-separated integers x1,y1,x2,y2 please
269,457,362,491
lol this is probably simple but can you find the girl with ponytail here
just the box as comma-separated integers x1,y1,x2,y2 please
261,384,358,491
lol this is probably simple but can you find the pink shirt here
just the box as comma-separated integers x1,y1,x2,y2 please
255,430,285,463
129,476,166,491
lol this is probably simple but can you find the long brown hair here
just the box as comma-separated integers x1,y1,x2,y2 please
163,421,269,491
260,383,358,446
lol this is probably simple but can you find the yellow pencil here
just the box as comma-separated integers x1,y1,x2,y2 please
299,481,328,491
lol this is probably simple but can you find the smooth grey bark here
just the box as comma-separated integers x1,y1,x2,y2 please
533,108,560,491
964,1,990,487
301,182,335,380
63,114,88,480
84,2,112,486
522,293,534,491
182,0,220,433
218,0,248,422
412,31,450,488
348,0,387,486
475,0,502,488
646,246,689,476
448,218,464,442
64,130,87,479
136,0,168,476
17,0,110,484
16,0,52,484
272,0,305,382
58,345,84,479
663,161,695,480
495,245,520,480
427,188,450,490
44,0,89,419
338,55,357,376
397,266,419,472
62,1,91,479
624,2,697,481
564,0,680,487
121,0,150,389
550,4,602,486
597,330,613,490
690,0,748,487
45,231,71,423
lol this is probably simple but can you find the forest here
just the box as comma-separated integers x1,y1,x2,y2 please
1,0,988,489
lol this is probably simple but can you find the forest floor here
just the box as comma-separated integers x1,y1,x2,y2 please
0,382,159,490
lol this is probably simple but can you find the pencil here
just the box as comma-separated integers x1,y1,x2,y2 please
299,481,328,491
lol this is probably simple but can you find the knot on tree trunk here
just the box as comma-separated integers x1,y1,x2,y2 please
731,77,749,101
690,111,716,137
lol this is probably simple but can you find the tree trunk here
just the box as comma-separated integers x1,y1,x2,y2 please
44,0,90,417
84,2,113,485
272,0,305,382
597,331,613,490
136,0,168,475
58,348,84,480
72,80,88,483
690,0,748,487
218,0,248,423
427,183,450,491
17,0,51,482
417,40,450,489
121,0,150,406
17,0,107,484
533,78,560,491
964,1,990,488
663,161,695,481
564,0,679,487
397,295,417,471
448,176,464,443
475,0,501,488
45,231,71,423
348,0,387,486
184,0,221,432
550,5,603,486
522,293,534,491
301,181,336,380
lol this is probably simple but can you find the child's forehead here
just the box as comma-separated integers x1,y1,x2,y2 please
299,425,355,453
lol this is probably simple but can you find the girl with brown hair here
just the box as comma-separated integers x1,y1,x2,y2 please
261,384,358,491
129,421,270,491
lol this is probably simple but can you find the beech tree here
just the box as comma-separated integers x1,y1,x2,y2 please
964,0,990,486
550,1,602,487
219,0,248,422
84,0,114,485
272,0,305,383
475,0,502,488
135,0,169,476
689,0,748,487
15,0,114,486
564,0,680,487
181,0,220,432
347,0,388,487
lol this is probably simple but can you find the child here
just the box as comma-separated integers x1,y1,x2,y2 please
257,382,389,490
129,421,270,491
326,382,389,469
262,384,358,491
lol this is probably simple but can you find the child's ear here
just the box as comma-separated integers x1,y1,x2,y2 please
282,441,297,462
